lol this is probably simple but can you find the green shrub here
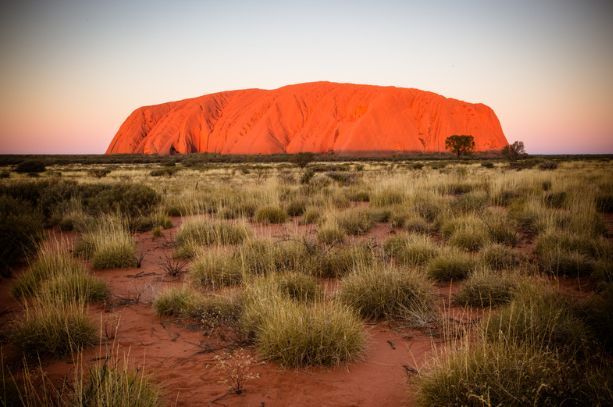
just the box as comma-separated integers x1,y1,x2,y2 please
84,183,160,218
336,209,374,235
0,196,44,274
480,244,523,270
383,234,439,266
317,225,346,245
256,301,364,367
453,270,516,307
10,299,96,357
255,206,288,224
14,160,46,174
339,265,434,322
190,250,242,289
427,252,475,282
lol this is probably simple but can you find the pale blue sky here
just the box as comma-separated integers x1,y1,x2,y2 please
1,0,612,153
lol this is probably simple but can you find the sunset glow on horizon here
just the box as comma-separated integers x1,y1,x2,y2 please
1,0,612,154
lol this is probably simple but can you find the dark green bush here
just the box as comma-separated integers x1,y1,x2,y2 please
14,160,46,174
596,193,613,213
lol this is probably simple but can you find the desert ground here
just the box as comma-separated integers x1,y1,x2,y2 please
1,157,612,406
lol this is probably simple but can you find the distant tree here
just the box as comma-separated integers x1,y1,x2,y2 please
293,152,315,168
501,141,526,161
445,135,475,158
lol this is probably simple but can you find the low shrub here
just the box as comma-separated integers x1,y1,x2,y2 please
383,234,439,266
0,196,44,274
255,206,288,224
339,264,434,323
190,250,243,289
427,252,475,282
539,160,558,170
149,167,178,177
480,161,494,168
14,160,46,174
453,270,516,307
88,168,111,178
595,193,613,213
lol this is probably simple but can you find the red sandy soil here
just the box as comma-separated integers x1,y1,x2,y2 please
0,214,598,407
106,81,508,156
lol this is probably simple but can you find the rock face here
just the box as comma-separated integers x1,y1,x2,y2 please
106,82,507,155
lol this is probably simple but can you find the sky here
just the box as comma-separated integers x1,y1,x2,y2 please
0,0,612,154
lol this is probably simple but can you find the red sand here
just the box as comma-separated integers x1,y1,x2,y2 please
106,82,508,155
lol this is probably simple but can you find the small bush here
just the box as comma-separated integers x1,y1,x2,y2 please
339,265,434,322
0,196,44,274
383,234,439,266
15,160,46,174
539,160,558,170
255,206,288,224
480,161,494,168
453,270,516,307
480,244,523,270
256,301,364,367
317,225,346,245
336,209,374,235
190,250,243,289
427,252,474,282
10,299,96,357
88,168,111,178
149,167,178,177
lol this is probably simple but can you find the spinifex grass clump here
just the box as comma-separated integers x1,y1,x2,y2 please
190,249,243,289
153,286,204,318
10,296,96,357
317,224,346,245
315,244,375,278
383,233,439,267
427,251,475,282
276,272,322,302
237,239,314,276
12,243,108,303
240,276,364,367
416,341,588,406
256,301,364,367
480,243,524,270
484,286,592,356
74,217,137,269
453,270,516,307
336,208,374,235
339,264,434,323
254,205,288,224
175,219,250,258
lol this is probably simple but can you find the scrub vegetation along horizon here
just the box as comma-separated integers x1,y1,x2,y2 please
1,154,612,406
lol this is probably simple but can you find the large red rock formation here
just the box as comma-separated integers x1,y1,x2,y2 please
106,82,507,155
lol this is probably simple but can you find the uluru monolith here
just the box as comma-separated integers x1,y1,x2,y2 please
106,81,507,155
